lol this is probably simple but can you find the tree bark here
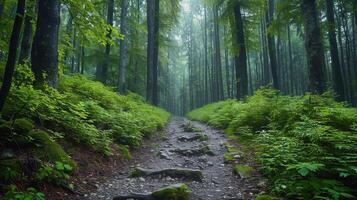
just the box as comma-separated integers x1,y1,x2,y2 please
147,0,159,105
19,3,34,63
0,0,25,111
326,0,345,101
266,0,279,89
118,0,129,94
31,0,60,88
301,0,326,94
97,0,114,83
234,2,248,99
213,4,223,100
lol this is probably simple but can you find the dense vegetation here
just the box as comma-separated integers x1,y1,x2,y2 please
188,89,357,199
0,65,169,198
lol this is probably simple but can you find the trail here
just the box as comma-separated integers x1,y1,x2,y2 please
84,117,261,200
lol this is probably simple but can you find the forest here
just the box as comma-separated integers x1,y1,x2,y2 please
0,0,356,199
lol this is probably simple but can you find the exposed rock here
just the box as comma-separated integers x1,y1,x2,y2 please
172,145,214,156
129,167,203,182
177,134,208,142
0,148,15,159
157,150,172,160
113,183,191,200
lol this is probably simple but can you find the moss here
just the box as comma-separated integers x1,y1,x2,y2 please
255,194,277,200
129,168,145,178
199,134,209,141
151,184,191,200
234,164,253,178
13,118,34,134
224,152,235,163
183,122,202,132
30,130,76,168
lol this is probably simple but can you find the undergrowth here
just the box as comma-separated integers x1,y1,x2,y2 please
0,65,170,198
188,88,357,200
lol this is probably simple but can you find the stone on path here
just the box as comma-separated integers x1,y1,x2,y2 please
113,183,191,200
129,167,203,182
171,145,214,156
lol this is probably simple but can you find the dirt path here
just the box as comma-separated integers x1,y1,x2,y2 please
83,117,261,200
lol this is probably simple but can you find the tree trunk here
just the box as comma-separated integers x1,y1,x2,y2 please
301,0,326,94
97,0,114,83
266,0,279,90
147,0,159,105
326,0,345,101
118,0,129,94
234,2,248,99
213,4,223,100
19,4,34,63
0,0,25,111
204,5,209,104
31,0,60,88
0,0,5,21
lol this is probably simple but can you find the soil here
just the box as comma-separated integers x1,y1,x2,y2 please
63,117,263,200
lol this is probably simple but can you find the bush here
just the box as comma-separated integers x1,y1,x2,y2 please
187,88,357,199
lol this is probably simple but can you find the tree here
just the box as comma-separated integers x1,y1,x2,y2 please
0,0,25,111
96,0,114,84
118,0,129,94
233,2,248,99
326,0,345,101
266,0,279,89
301,0,326,94
19,1,34,63
31,0,60,88
147,0,160,106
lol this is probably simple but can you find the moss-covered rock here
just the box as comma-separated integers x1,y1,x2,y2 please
13,118,34,134
233,164,253,178
30,130,76,168
151,184,191,200
255,194,277,200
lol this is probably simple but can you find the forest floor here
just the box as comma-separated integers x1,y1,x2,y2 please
65,117,264,200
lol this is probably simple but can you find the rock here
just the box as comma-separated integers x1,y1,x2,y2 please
157,150,172,160
233,164,253,179
129,167,203,182
113,183,191,200
177,134,208,142
172,145,214,156
0,148,15,159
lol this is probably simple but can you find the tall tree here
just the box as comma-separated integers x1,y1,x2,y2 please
0,0,25,111
301,0,326,94
19,2,34,63
326,0,345,100
213,4,224,100
96,0,114,83
233,2,248,99
118,0,129,94
31,0,60,87
266,0,279,89
147,0,160,105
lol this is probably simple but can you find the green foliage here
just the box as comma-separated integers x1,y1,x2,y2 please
2,72,170,155
188,88,357,199
2,186,45,200
35,161,73,185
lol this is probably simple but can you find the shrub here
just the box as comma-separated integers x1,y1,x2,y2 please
187,88,357,199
